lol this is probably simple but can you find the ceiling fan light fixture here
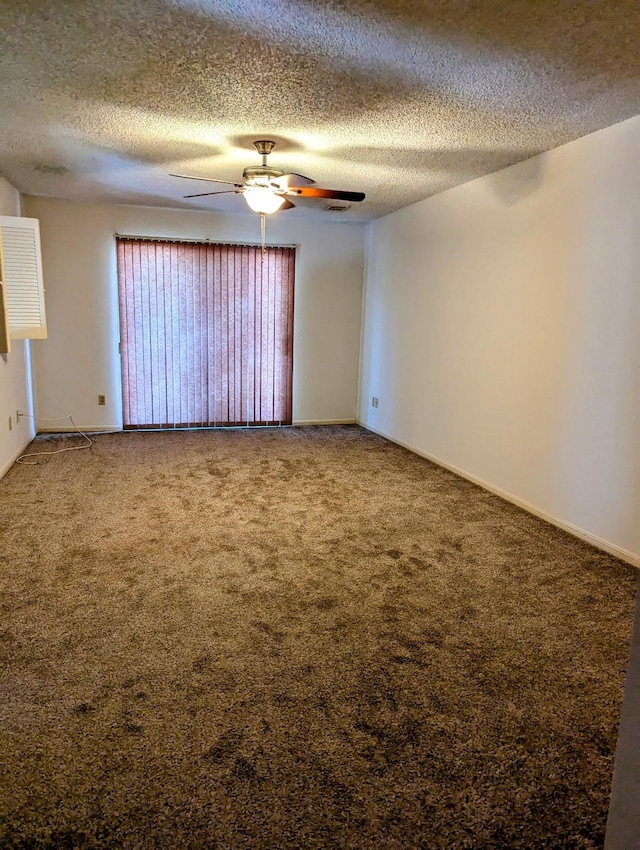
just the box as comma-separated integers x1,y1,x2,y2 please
243,187,286,214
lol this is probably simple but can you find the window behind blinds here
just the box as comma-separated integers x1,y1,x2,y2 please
116,238,295,428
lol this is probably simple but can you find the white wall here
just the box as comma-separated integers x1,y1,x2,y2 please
0,178,35,477
360,115,640,565
23,198,365,429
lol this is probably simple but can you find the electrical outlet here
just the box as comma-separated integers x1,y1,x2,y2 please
16,410,21,421
8,416,12,431
98,394,106,405
372,396,379,408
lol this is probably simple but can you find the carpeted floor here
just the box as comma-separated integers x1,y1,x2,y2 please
0,425,636,849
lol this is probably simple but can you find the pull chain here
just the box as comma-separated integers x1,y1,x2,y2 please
260,213,266,258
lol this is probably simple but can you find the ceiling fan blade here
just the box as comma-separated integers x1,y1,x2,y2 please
171,172,241,188
272,173,315,188
183,190,240,198
284,186,365,202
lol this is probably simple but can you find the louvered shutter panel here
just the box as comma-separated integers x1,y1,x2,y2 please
0,280,9,353
0,216,47,339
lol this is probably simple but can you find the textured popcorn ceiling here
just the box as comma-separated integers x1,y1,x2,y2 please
1,0,640,222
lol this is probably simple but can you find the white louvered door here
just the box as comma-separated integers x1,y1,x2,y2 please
0,216,47,340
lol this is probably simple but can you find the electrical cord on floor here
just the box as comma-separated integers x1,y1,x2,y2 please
15,414,93,465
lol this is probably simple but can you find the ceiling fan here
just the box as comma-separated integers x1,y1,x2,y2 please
170,140,365,215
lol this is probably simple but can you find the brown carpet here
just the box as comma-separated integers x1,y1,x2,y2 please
0,425,636,849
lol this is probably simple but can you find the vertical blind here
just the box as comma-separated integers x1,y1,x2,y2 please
117,239,295,428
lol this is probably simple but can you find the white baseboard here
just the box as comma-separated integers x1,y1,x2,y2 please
360,421,639,569
36,427,121,434
41,422,357,431
0,434,36,479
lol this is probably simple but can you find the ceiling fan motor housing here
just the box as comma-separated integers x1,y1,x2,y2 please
242,165,284,188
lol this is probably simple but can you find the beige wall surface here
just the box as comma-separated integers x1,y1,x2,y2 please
24,199,365,430
359,115,640,563
0,177,35,477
